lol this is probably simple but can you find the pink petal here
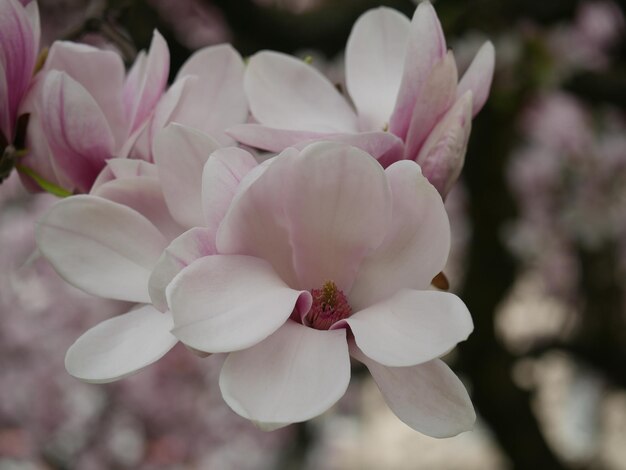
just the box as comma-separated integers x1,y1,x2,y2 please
65,305,178,383
0,0,38,140
457,41,495,117
167,255,311,353
346,7,410,131
404,51,458,161
44,41,126,144
149,227,217,312
173,44,248,145
245,51,357,133
417,91,473,197
123,30,170,133
91,176,185,240
218,142,391,291
341,289,472,367
220,321,350,429
153,123,221,228
353,345,475,437
227,124,404,165
227,123,331,152
389,1,447,139
36,195,168,302
91,158,158,190
39,71,115,193
201,147,258,234
348,160,450,309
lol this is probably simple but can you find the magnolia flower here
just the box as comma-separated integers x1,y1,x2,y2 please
166,141,475,435
0,0,40,145
19,30,169,193
228,1,494,197
35,123,254,382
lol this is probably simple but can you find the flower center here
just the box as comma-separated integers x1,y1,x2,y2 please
305,280,352,330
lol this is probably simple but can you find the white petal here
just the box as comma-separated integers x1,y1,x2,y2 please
65,305,178,383
174,44,248,145
220,321,350,428
148,227,217,312
202,147,258,233
245,51,357,133
153,123,221,228
349,160,450,309
353,345,475,438
342,289,472,367
218,142,391,291
36,195,167,302
91,176,185,240
168,255,311,353
346,7,410,131
457,41,495,117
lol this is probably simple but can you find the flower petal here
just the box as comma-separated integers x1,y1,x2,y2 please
220,321,350,429
389,1,447,139
353,345,476,438
404,51,458,161
173,44,248,145
416,91,473,197
39,71,115,193
218,142,391,291
91,158,158,190
153,123,221,228
149,227,217,312
36,195,168,302
65,305,178,383
346,7,410,131
456,41,495,117
123,30,169,133
201,147,258,233
168,255,311,353
44,41,126,144
349,160,450,309
245,51,357,133
341,289,472,367
227,123,330,152
91,176,185,240
0,0,38,140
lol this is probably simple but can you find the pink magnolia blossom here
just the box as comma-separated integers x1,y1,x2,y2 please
0,0,40,144
19,29,169,193
35,124,254,383
228,2,494,196
166,141,475,435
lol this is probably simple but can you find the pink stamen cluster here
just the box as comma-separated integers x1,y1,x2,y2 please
306,281,352,330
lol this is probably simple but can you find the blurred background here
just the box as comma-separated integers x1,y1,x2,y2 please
1,0,625,468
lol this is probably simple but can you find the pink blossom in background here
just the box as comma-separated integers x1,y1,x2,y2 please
167,141,475,434
508,92,626,301
0,0,40,145
547,1,624,73
147,0,231,48
229,1,495,197
19,29,169,193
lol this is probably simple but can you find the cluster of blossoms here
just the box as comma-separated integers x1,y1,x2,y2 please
2,0,495,434
508,92,626,301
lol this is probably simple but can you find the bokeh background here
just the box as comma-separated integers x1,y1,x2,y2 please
1,0,625,468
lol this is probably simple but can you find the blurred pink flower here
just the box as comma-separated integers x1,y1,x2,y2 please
0,0,40,144
19,30,169,193
229,2,494,196
167,141,475,434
